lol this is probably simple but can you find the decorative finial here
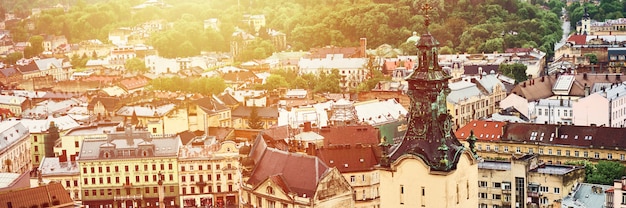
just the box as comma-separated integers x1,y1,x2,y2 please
421,2,434,27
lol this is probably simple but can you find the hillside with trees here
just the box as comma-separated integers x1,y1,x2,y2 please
5,0,564,59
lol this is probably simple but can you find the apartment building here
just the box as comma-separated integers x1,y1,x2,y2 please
178,138,240,208
478,154,585,208
77,124,180,208
0,121,31,174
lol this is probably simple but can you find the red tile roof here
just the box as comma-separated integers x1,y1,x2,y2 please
567,35,587,45
455,120,505,142
119,76,150,91
319,125,380,147
317,145,380,173
0,182,74,207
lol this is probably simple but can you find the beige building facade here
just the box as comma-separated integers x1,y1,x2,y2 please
0,121,31,174
478,154,585,208
178,139,240,207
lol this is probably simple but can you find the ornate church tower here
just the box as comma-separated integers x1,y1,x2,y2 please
384,4,471,172
378,4,478,208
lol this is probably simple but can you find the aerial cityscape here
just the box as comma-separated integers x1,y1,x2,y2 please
0,0,625,207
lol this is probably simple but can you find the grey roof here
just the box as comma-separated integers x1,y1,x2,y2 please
0,95,26,105
19,115,80,133
116,103,176,117
447,81,483,104
477,73,505,94
562,183,611,208
534,164,580,175
78,134,180,161
34,58,62,71
38,157,79,176
0,121,28,153
0,173,23,188
478,160,511,171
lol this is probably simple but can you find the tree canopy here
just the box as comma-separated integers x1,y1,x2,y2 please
5,0,564,59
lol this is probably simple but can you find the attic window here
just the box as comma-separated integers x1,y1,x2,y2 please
574,135,579,139
530,132,538,140
344,164,349,168
461,133,465,137
359,158,364,163
330,160,334,164
495,124,499,127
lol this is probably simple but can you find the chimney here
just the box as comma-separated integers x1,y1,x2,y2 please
359,38,367,58
583,73,587,80
541,76,545,82
303,121,312,132
584,83,590,96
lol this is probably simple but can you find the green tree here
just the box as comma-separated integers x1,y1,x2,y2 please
314,69,342,93
585,53,598,64
3,52,23,65
247,106,265,129
125,58,149,74
264,74,289,90
588,161,625,185
499,63,528,83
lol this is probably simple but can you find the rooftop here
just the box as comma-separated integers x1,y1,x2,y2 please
38,157,79,176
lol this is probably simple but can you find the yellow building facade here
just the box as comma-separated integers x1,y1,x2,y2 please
78,125,181,208
477,154,585,208
457,122,626,166
379,153,478,208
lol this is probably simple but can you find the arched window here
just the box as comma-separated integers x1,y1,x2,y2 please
266,186,274,195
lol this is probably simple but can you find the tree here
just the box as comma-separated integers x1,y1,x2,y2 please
585,53,598,64
264,74,289,90
45,122,59,158
125,58,149,74
247,106,264,129
588,161,625,185
499,63,528,83
28,35,44,55
3,52,23,65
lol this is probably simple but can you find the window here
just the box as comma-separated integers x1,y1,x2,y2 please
228,174,233,180
609,153,613,159
477,144,482,151
556,150,561,156
584,151,589,157
595,152,600,159
622,154,625,160
115,166,119,172
540,186,548,193
479,181,487,187
566,150,570,156
539,148,544,154
493,182,501,188
492,194,501,200
622,193,626,205
152,128,157,133
516,147,521,153
504,146,508,152
528,148,533,154
554,187,560,194
486,145,491,151
34,136,38,142
400,185,404,204
145,176,149,182
548,149,553,155
182,176,186,182
494,146,499,152
125,166,129,172
34,146,38,152
575,151,579,157
75,141,79,148
479,192,488,199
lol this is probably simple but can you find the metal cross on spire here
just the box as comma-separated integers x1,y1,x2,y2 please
421,2,434,27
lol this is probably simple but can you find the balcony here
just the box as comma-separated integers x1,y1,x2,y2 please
196,181,207,186
527,191,540,198
502,189,511,194
123,183,133,188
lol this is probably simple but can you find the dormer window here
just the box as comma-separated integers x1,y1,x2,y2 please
104,151,110,158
